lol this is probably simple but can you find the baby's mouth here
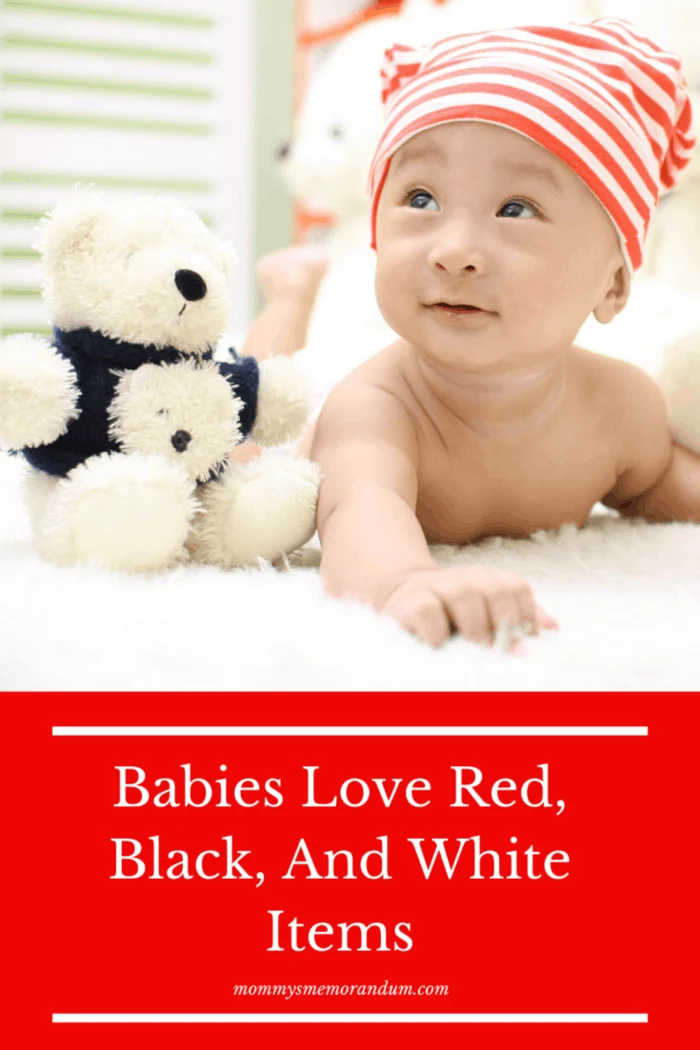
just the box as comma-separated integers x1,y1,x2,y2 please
431,303,482,314
426,301,497,319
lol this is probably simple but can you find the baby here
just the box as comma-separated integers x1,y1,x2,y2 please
311,18,698,648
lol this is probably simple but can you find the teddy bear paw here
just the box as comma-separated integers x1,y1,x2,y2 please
250,356,312,446
0,334,80,449
192,449,320,567
36,451,198,571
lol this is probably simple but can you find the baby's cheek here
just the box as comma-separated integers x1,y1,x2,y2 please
529,249,581,299
375,256,416,335
376,248,410,298
375,271,403,329
506,260,562,312
508,266,583,340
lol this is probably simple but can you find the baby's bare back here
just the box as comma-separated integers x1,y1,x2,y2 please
360,341,624,543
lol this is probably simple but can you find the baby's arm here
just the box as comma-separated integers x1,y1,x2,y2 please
313,379,432,603
312,378,555,647
635,445,700,521
602,366,700,522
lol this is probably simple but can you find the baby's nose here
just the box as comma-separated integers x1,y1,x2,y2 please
171,429,191,452
174,269,207,301
429,225,487,277
433,259,480,275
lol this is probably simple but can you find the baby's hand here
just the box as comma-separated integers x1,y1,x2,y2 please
380,566,557,650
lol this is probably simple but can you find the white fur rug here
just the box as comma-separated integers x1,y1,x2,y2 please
1,452,698,691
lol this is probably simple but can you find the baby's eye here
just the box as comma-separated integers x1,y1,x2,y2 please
407,190,439,211
497,198,539,219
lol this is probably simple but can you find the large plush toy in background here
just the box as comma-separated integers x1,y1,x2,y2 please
0,192,319,571
598,0,700,295
280,0,596,405
575,2,700,373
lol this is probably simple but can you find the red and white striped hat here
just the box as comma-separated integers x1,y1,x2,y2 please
368,18,695,270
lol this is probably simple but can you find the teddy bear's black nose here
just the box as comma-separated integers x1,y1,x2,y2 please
171,429,191,452
174,269,207,301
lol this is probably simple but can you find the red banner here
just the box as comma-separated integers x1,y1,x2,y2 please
6,693,695,1048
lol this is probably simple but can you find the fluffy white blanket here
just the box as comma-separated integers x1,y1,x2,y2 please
1,453,698,692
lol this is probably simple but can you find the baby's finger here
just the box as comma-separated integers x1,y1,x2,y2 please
384,591,450,648
444,592,491,645
513,584,539,637
535,603,559,630
485,590,523,644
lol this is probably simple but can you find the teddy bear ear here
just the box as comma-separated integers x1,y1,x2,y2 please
37,191,107,262
116,363,161,395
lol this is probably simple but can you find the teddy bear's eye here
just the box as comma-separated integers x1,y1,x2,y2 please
329,125,343,139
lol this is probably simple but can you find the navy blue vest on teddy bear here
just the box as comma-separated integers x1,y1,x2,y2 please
21,326,260,477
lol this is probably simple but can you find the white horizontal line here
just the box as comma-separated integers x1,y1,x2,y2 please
52,1013,648,1024
51,726,648,737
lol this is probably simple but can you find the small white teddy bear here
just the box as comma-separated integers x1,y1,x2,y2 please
0,191,319,572
107,358,320,569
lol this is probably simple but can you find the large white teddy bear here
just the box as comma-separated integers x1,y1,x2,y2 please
281,0,599,407
0,192,319,572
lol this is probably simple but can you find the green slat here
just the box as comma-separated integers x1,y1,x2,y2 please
2,208,214,228
253,0,293,315
1,287,43,299
2,171,213,192
2,209,46,222
2,72,212,101
1,326,52,337
2,207,213,226
2,34,212,63
1,247,41,259
2,1,213,28
3,110,212,135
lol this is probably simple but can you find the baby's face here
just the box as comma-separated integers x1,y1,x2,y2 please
375,122,628,371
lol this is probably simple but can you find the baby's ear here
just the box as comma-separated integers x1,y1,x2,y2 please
593,262,631,324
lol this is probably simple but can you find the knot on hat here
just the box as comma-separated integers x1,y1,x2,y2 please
380,42,429,108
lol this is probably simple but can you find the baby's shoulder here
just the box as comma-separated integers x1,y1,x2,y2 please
573,346,665,413
315,340,417,445
324,341,414,412
572,347,668,452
